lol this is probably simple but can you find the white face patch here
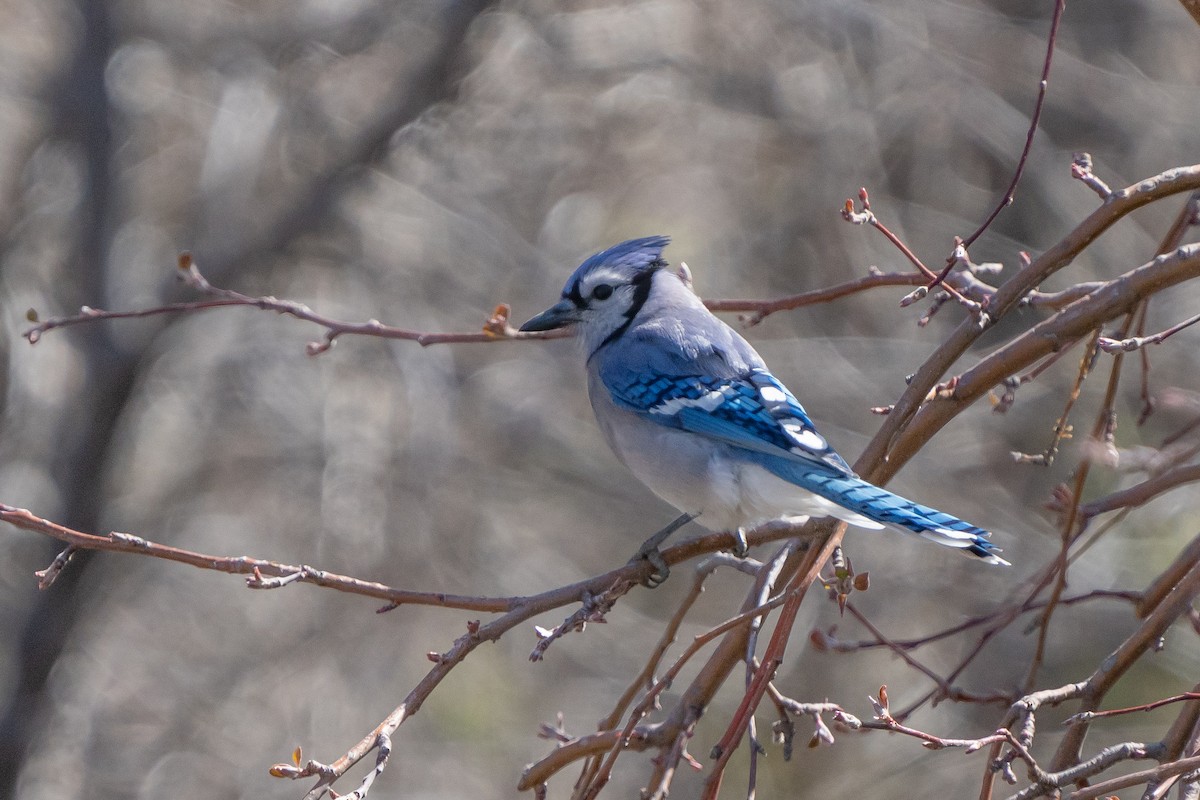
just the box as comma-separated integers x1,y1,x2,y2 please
652,389,727,416
782,421,827,452
581,269,626,296
759,386,788,404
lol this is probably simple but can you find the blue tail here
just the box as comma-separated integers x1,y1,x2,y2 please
762,459,1009,565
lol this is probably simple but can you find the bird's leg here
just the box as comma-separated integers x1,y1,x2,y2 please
730,527,749,558
633,512,696,587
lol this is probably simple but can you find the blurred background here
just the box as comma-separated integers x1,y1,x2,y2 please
2,0,1199,798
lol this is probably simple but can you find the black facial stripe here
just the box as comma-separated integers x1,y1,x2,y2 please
565,279,586,309
591,267,659,357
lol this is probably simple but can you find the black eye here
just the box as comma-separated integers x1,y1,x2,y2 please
592,284,614,301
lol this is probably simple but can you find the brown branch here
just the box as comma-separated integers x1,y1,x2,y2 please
571,555,727,793
925,0,1066,294
842,190,981,312
1020,282,1107,310
1,503,811,615
1136,532,1200,619
1066,693,1200,725
22,256,959,346
1,503,518,612
859,163,1200,484
1080,464,1200,521
1023,307,1135,692
283,518,813,800
563,553,806,798
1008,742,1164,800
22,298,246,343
701,527,844,798
1181,0,1200,26
878,241,1200,483
24,254,568,351
812,589,1140,655
1065,753,1200,800
842,603,988,708
1050,560,1200,771
703,269,924,324
1126,190,1200,421
1157,683,1200,774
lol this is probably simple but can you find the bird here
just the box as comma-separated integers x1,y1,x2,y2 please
519,236,1008,581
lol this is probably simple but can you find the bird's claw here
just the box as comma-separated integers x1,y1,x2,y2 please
730,528,749,558
639,547,670,587
630,512,695,588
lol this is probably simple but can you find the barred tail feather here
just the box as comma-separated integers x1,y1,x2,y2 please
764,461,1010,566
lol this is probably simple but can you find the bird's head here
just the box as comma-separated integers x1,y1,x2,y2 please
520,236,673,354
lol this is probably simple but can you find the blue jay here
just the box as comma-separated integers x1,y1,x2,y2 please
520,236,1008,579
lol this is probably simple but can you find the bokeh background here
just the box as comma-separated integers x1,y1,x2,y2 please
2,1,1199,798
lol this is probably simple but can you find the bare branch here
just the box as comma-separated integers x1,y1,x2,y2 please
1066,693,1200,725
1010,330,1101,466
1098,310,1200,353
704,269,924,325
1080,465,1200,521
24,254,568,352
1071,153,1113,200
841,189,981,312
879,241,1200,482
1051,560,1200,769
1067,753,1200,800
955,0,1065,251
702,527,845,796
1007,742,1163,800
859,164,1200,483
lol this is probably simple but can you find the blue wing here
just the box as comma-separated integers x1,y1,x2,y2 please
605,367,856,476
603,365,1008,564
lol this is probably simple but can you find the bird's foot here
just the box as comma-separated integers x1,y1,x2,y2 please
632,512,696,588
730,528,749,558
639,546,670,588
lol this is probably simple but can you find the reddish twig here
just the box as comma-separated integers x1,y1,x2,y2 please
527,529,810,796
926,0,1066,295
859,164,1200,484
701,527,844,798
24,253,568,353
703,269,924,325
1022,308,1134,693
812,589,1140,656
869,688,1043,777
1066,693,1200,725
842,190,981,312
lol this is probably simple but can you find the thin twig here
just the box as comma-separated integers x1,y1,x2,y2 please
1011,330,1101,466
701,527,845,798
861,164,1200,485
842,190,981,312
1066,693,1200,725
927,0,1066,294
1080,464,1200,521
704,270,924,325
24,253,568,352
1098,309,1200,353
